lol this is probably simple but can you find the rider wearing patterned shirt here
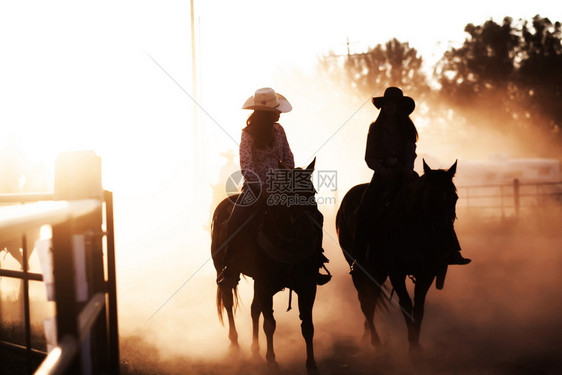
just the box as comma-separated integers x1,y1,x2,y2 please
217,87,330,288
240,122,294,184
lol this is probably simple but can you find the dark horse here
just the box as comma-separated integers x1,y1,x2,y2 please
336,160,457,350
211,159,322,371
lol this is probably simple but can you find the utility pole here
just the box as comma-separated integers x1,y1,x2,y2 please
190,0,199,149
190,0,203,194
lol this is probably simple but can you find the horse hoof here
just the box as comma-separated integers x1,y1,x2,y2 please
408,344,425,365
306,361,319,374
251,348,261,360
361,332,369,344
409,342,423,352
266,353,277,364
266,360,280,373
371,337,382,348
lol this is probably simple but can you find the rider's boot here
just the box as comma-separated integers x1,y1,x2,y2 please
447,251,471,265
445,224,471,265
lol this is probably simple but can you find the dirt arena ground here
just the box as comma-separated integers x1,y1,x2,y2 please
117,209,562,375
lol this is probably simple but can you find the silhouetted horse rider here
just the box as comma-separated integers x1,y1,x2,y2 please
350,87,470,272
217,87,331,288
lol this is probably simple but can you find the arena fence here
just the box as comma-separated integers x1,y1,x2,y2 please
457,179,562,217
0,151,119,375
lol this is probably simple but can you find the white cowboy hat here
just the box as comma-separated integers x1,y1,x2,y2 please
242,87,292,113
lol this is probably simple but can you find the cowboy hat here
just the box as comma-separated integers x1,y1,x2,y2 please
242,87,292,113
372,87,415,115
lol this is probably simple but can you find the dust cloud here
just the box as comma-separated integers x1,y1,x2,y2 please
114,71,561,374
114,206,562,375
2,66,561,375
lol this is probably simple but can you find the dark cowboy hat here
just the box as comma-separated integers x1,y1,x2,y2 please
372,87,415,115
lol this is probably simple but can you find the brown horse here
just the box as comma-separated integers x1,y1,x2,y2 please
336,160,457,351
211,159,323,371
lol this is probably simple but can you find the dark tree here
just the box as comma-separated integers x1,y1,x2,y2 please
433,17,521,131
517,16,562,134
434,15,562,143
435,18,519,101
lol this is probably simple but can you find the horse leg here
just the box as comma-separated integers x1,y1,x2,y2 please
256,285,276,365
221,286,239,348
362,320,371,343
389,273,414,347
410,273,435,349
354,272,386,348
251,288,261,357
298,283,318,371
357,287,377,346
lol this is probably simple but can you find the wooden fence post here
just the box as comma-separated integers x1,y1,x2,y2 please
54,151,106,374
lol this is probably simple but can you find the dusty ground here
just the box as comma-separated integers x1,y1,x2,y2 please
2,208,560,374
117,210,562,375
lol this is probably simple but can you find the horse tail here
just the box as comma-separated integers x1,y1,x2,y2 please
216,286,226,325
216,284,239,326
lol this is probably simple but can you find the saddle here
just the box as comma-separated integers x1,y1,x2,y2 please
215,199,321,265
256,208,321,265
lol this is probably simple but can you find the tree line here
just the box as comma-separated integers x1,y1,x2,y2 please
318,15,562,156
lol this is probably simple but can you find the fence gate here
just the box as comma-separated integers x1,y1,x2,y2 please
0,151,119,375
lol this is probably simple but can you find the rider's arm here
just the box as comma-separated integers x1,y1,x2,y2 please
365,123,382,171
403,142,417,170
240,131,259,183
277,125,295,168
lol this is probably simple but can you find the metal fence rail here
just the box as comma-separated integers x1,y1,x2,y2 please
457,179,562,217
0,200,100,240
0,151,119,375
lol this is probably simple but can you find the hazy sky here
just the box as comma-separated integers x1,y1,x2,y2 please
0,0,560,193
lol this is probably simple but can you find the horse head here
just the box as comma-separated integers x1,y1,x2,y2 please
275,157,317,204
420,159,458,223
264,158,322,261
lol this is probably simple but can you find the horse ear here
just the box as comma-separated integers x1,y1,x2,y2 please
278,160,290,169
306,157,316,171
447,160,458,178
423,159,431,174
